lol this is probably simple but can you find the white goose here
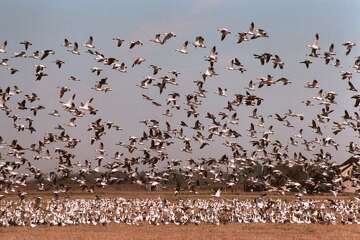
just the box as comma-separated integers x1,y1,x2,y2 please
68,117,77,127
61,94,76,109
307,33,320,56
176,41,189,54
161,32,176,44
150,34,162,44
218,28,231,41
193,36,206,48
0,40,7,53
84,36,95,48
79,98,94,111
212,189,221,198
68,42,80,55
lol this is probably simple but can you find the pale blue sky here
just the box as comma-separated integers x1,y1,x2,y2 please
1,0,360,171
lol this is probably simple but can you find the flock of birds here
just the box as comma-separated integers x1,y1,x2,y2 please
0,22,360,205
1,197,360,227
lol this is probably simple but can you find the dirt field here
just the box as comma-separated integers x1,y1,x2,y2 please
1,224,360,240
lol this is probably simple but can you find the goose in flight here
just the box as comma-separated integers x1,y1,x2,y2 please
79,98,94,111
351,95,360,107
307,33,320,57
137,76,155,89
150,34,162,44
205,46,218,63
354,59,360,72
218,28,231,41
272,55,284,69
55,60,65,69
347,81,358,92
8,67,19,75
342,41,356,55
20,41,32,50
0,58,9,66
113,37,125,47
300,59,312,68
273,113,287,122
68,42,80,55
237,32,248,44
256,28,269,38
169,70,180,77
63,38,72,48
142,94,153,101
161,32,176,44
35,71,48,81
323,43,336,64
130,40,143,49
68,117,77,127
254,53,272,65
245,80,256,91
35,64,46,74
25,92,40,102
61,94,76,109
226,58,245,72
305,79,319,88
341,71,352,80
28,50,40,59
117,62,128,72
176,41,189,54
13,51,26,58
68,75,80,81
132,57,145,67
215,87,227,96
193,36,206,48
334,58,341,68
48,109,60,117
0,40,7,53
257,74,276,87
149,65,161,75
247,22,256,36
294,129,303,139
204,63,218,77
104,57,117,65
276,77,291,85
84,36,95,48
58,86,70,98
92,77,111,92
91,67,103,76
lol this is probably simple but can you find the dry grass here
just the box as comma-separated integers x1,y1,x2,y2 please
1,224,360,240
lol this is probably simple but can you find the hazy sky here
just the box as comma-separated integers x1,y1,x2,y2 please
1,0,360,172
